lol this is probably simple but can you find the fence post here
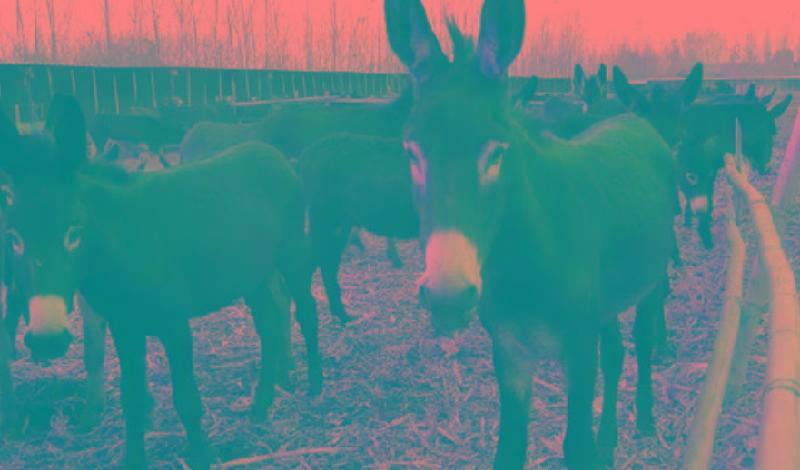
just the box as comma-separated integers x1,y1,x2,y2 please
92,68,99,114
47,67,53,98
245,71,250,101
151,70,156,108
187,69,192,107
113,71,119,114
71,68,76,95
132,70,138,103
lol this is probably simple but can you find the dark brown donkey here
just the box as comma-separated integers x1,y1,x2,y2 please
0,95,322,470
384,0,679,468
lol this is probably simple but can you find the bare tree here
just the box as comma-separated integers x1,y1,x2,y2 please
330,0,339,71
15,0,28,59
103,0,111,50
149,0,162,60
764,30,773,62
304,0,314,70
744,31,758,63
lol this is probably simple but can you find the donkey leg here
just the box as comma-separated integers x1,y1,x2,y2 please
279,236,323,397
348,228,365,252
698,210,713,251
633,275,670,437
4,285,26,361
597,318,624,466
76,294,107,432
386,238,403,268
317,227,354,325
563,324,600,470
307,207,353,325
160,323,212,470
268,274,294,393
110,326,149,470
0,321,22,439
490,328,532,470
245,283,285,422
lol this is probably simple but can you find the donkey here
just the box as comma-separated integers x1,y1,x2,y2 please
180,92,414,268
300,134,417,324
384,1,678,468
0,94,322,470
676,89,792,249
0,115,108,438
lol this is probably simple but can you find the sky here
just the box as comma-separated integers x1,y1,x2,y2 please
1,0,799,60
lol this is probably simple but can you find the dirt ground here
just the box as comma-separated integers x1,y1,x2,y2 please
0,100,798,469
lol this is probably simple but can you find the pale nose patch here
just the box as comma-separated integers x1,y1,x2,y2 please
689,195,709,214
419,230,482,301
28,296,70,336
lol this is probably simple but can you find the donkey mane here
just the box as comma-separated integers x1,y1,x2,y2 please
444,17,477,67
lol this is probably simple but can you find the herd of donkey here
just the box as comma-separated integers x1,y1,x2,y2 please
0,0,796,469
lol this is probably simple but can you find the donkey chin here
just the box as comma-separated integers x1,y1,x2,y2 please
417,230,482,336
24,296,74,364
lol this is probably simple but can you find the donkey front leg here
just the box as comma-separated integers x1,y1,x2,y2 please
490,328,532,470
563,324,600,470
110,326,149,470
161,322,213,470
0,322,22,438
77,294,107,432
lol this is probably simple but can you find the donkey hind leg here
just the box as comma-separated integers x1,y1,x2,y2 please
563,321,600,470
76,294,108,432
491,328,532,470
160,322,213,470
268,274,294,393
697,210,714,251
245,281,287,422
109,326,149,470
278,229,323,397
4,284,26,361
316,224,355,325
633,274,670,437
347,227,365,252
596,317,624,466
386,238,404,268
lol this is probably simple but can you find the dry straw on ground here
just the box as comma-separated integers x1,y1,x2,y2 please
0,101,798,469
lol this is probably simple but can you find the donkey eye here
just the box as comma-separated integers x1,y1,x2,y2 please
6,229,24,256
479,141,508,185
65,226,84,251
685,173,698,185
1,184,13,208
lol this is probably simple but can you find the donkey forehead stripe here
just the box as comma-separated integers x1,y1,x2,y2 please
421,230,481,293
28,296,70,335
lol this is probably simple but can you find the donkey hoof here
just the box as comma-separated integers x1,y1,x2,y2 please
637,420,656,438
597,446,616,467
75,406,104,433
654,342,677,366
332,310,352,326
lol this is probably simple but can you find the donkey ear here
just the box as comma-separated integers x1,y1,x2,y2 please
745,84,756,100
680,62,703,107
45,93,67,132
769,94,792,119
613,65,644,110
597,64,608,86
573,63,585,93
476,0,525,78
760,88,777,105
384,0,447,84
51,95,87,167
